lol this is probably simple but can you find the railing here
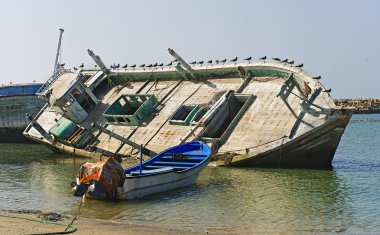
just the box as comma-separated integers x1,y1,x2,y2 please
36,68,70,96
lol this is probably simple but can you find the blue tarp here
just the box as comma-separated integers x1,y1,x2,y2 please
0,84,43,97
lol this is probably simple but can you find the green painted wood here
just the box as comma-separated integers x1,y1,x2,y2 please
103,94,158,126
48,116,77,139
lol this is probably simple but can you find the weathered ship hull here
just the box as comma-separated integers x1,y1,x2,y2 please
0,92,45,143
0,127,30,143
227,111,352,168
24,49,352,168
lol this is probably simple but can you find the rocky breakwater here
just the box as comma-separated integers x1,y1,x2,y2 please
334,98,380,114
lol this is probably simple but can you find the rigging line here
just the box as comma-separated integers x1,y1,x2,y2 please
290,91,324,110
156,81,176,97
217,135,287,154
145,80,156,94
143,81,205,148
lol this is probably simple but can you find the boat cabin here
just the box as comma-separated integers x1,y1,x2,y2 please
44,72,99,123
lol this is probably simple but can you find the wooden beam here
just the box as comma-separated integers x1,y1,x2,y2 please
167,48,194,72
92,123,156,157
289,88,322,138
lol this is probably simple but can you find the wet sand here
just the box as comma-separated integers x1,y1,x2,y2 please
0,210,198,235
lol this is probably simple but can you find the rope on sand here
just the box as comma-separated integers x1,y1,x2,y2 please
0,213,77,234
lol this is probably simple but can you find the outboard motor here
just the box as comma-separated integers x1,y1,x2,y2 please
74,183,89,197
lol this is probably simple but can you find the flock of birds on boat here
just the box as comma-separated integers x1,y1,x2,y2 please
106,56,307,70
67,56,308,71
62,56,331,93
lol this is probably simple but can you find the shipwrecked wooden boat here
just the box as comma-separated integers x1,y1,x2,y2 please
73,141,211,200
23,47,352,168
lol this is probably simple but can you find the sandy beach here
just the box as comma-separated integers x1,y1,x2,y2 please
0,210,198,235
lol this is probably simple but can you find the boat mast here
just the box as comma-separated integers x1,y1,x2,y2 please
53,28,64,74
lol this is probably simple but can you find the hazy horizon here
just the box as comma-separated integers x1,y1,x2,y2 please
0,0,379,98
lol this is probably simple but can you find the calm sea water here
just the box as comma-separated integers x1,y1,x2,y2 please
0,114,379,234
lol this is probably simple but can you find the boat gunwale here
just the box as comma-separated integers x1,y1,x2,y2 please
125,141,211,176
125,156,211,178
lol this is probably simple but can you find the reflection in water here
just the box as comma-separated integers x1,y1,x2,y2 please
1,114,380,234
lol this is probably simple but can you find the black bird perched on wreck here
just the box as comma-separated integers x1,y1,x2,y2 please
122,64,128,68
295,63,304,68
59,63,65,67
79,63,84,68
207,60,213,64
259,56,266,60
244,56,252,61
73,67,77,70
215,60,219,64
158,63,163,67
115,64,120,68
146,64,152,68
130,64,136,68
287,60,294,65
230,57,238,62
153,63,158,67
281,58,288,63
198,61,204,65
323,88,332,93
220,59,227,63
139,64,145,67
189,61,197,65
166,61,173,66
272,57,281,61
312,76,321,80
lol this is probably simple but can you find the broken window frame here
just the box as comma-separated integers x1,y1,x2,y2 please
103,94,158,126
169,104,206,126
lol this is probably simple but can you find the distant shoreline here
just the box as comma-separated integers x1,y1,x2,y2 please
334,98,380,114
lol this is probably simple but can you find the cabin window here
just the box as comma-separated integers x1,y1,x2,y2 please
77,84,85,93
103,94,158,126
70,86,96,113
169,104,206,126
68,94,75,103
119,98,126,107
116,117,125,123
82,74,93,84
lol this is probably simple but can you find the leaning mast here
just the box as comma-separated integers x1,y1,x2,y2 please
53,28,64,74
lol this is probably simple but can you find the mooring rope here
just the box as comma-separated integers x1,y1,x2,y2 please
64,197,83,232
0,195,86,234
0,213,77,235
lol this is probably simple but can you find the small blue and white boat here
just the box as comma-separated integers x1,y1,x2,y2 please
73,141,211,200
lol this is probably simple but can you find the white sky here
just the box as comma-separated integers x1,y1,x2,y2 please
0,0,379,98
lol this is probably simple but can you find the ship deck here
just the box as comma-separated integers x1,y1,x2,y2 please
24,60,345,167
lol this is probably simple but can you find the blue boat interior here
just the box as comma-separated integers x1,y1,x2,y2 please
125,141,211,176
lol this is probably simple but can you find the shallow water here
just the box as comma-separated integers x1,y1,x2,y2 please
0,114,379,234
